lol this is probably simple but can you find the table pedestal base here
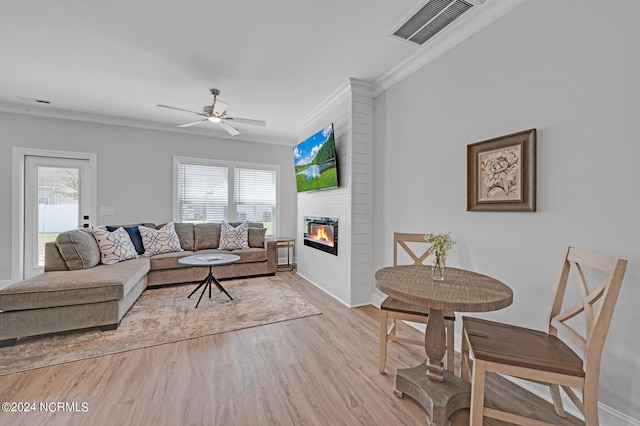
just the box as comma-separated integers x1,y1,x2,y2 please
187,266,233,308
394,363,470,426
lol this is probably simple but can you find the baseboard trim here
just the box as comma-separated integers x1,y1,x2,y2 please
295,272,351,308
507,377,640,426
370,292,386,308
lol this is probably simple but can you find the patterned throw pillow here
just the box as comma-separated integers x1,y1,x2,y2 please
139,222,184,256
106,225,145,255
219,221,249,250
91,227,139,265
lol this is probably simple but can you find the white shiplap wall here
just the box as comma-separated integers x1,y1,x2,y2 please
296,79,373,307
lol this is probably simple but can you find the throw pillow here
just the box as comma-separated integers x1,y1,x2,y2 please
106,225,145,255
194,223,221,250
56,229,101,270
219,221,249,250
248,227,267,248
91,227,139,265
139,222,184,256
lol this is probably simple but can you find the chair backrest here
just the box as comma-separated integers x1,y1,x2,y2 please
547,246,627,378
394,232,440,267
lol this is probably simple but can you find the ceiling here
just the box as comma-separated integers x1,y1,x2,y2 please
0,0,519,145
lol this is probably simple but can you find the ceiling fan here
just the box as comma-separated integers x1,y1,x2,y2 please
157,89,266,136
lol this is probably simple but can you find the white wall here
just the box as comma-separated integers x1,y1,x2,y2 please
0,112,297,282
373,0,639,420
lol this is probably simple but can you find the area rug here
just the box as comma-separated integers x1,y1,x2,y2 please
0,275,321,376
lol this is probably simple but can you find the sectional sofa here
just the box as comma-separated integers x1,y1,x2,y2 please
0,222,277,346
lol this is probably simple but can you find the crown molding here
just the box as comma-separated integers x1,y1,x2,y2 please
296,78,373,138
296,80,351,138
373,0,526,96
349,78,375,98
0,101,293,146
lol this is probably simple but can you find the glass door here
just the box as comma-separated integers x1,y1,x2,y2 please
23,156,92,278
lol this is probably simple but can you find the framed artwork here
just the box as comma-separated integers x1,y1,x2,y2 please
467,129,536,212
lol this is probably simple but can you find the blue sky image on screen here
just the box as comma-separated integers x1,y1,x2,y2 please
293,124,338,192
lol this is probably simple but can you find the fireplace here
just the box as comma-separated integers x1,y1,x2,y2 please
304,217,338,256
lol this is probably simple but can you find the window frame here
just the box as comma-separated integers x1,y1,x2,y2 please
173,156,280,236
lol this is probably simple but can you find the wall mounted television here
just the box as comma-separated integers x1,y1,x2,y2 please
293,124,339,193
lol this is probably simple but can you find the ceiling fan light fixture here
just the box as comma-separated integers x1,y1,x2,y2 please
158,88,265,136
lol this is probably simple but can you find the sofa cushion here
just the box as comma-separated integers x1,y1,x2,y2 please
55,229,101,270
248,227,267,248
45,242,70,272
139,223,184,256
196,248,267,264
173,222,195,251
194,223,221,250
0,258,150,311
91,227,139,265
219,221,249,250
106,225,145,255
149,251,194,271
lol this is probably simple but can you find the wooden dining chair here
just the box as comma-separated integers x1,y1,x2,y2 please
379,232,455,374
461,246,627,425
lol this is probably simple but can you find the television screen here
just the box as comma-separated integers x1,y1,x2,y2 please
293,124,339,193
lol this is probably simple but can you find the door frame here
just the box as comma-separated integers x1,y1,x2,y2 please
12,148,97,282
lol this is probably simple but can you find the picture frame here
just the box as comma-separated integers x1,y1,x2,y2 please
467,129,536,212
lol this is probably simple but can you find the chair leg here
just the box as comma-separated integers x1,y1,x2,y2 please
379,310,388,374
470,359,487,426
583,385,600,426
445,319,454,374
461,328,470,380
549,384,567,418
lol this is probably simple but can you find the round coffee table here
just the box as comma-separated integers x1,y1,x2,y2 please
178,253,240,308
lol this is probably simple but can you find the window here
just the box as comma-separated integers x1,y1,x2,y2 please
177,162,228,223
174,157,278,235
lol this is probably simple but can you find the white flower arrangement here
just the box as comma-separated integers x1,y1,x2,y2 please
423,232,455,258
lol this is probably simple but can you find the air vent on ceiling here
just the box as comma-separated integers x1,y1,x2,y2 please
391,0,481,46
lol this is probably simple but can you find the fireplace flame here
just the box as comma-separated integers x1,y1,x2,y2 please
310,226,334,246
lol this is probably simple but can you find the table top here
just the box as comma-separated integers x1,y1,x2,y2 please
275,237,295,243
375,265,512,313
178,253,241,266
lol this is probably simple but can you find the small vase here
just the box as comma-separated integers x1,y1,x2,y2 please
432,254,445,281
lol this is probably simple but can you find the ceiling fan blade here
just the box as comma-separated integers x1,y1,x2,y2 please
157,104,205,116
226,117,267,127
212,99,229,115
178,119,208,128
219,120,240,136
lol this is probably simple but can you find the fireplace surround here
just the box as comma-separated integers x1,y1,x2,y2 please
303,217,338,256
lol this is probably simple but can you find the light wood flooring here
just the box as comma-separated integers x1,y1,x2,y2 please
0,271,582,425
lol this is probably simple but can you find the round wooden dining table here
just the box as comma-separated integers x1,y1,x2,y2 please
375,264,513,426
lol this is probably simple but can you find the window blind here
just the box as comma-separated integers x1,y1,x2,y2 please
177,162,228,223
235,167,276,234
